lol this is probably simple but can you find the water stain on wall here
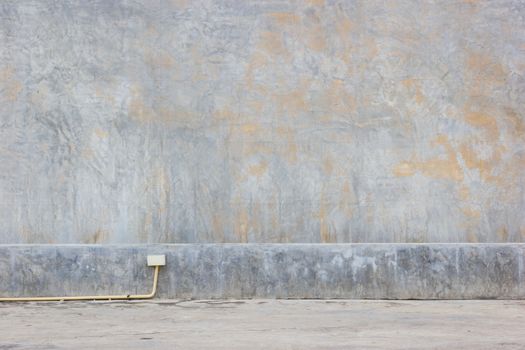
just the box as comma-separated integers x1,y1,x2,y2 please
0,0,523,243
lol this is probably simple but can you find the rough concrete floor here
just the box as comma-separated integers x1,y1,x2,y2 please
0,300,524,350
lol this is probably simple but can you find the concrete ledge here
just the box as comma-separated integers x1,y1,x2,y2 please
0,244,524,299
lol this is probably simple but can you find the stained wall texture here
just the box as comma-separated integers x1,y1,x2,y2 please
0,0,524,244
2,244,525,299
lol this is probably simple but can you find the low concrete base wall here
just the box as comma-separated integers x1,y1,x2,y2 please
0,244,524,299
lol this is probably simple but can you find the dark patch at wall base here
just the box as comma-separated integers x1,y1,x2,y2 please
0,244,523,299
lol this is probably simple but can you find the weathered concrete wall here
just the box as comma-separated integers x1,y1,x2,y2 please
1,244,524,299
0,1,524,243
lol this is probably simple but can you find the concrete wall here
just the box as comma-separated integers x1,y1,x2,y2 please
1,0,524,244
1,244,524,299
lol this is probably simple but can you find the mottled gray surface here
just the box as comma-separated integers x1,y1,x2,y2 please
0,1,524,244
0,244,523,299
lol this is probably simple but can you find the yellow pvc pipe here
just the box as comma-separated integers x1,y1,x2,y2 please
0,265,160,302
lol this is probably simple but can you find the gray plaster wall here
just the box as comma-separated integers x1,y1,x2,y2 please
1,244,524,299
1,1,524,244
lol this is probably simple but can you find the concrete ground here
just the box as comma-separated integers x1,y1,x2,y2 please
0,300,524,350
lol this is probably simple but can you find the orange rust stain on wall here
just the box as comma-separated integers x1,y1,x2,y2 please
339,181,354,218
285,142,298,163
233,202,249,243
228,123,272,149
336,17,354,40
95,85,116,106
458,142,505,183
466,231,479,243
246,99,266,115
318,186,341,243
94,128,109,138
244,52,268,90
169,0,189,8
393,135,463,181
268,12,299,25
1,67,23,101
213,106,237,122
240,123,260,135
393,161,416,177
248,160,268,177
146,51,176,70
402,78,425,104
6,80,22,101
462,207,481,219
465,51,507,96
323,156,334,175
81,147,95,160
457,185,470,200
274,88,309,116
504,107,525,139
305,31,326,52
258,31,288,56
84,229,108,244
497,227,509,242
464,110,499,140
273,79,311,116
361,36,379,64
466,52,506,83
128,84,156,122
319,199,332,243
241,143,273,158
486,161,524,204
